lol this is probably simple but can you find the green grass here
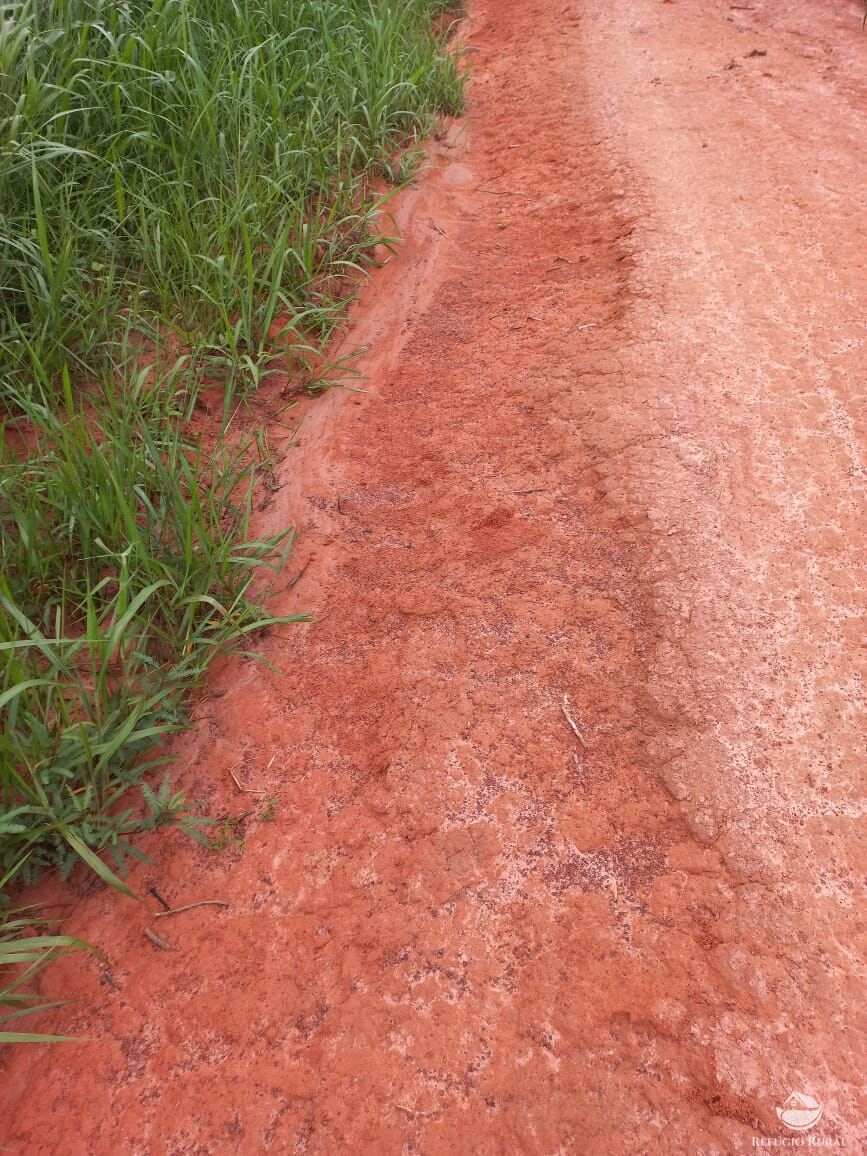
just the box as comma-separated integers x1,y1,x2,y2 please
0,0,462,405
0,377,301,889
1,902,95,1043
0,0,462,918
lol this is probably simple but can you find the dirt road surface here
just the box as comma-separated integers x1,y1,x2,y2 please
2,0,865,1151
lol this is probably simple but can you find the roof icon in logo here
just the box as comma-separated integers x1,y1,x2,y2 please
776,1092,823,1132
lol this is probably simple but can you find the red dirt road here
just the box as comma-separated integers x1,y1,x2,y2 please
2,0,866,1151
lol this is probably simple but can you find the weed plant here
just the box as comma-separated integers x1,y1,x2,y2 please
0,0,461,902
0,0,462,403
0,899,94,1043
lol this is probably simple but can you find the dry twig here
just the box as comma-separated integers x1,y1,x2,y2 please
561,694,588,749
154,901,230,919
230,764,265,795
144,928,173,950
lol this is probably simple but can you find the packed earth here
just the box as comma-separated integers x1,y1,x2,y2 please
2,0,865,1151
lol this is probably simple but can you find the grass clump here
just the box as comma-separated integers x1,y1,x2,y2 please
0,0,463,403
1,901,95,1043
0,0,462,904
0,380,299,888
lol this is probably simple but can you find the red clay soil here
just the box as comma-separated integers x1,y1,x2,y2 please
2,0,866,1151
